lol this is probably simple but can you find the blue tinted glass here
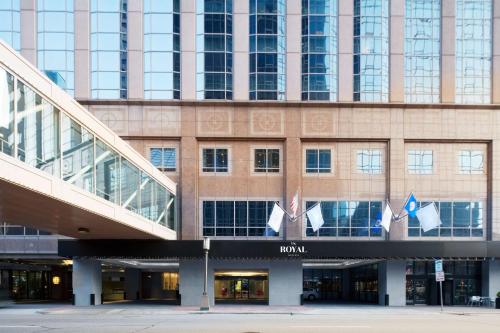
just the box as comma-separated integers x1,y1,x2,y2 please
0,0,20,51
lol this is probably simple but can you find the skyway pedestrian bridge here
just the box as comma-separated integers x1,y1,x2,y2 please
0,41,177,240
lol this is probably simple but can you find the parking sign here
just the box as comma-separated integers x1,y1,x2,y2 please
435,259,443,273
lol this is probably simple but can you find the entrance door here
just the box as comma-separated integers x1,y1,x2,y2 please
406,278,428,305
234,279,249,300
214,271,268,304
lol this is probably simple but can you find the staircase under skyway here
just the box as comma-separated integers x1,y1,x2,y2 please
0,41,177,240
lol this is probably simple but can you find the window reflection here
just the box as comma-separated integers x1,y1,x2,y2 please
95,138,120,204
353,0,389,102
0,68,15,156
249,0,286,100
0,0,20,51
301,0,337,101
196,0,233,100
37,0,74,95
404,0,440,103
91,0,128,99
456,0,492,104
144,0,180,99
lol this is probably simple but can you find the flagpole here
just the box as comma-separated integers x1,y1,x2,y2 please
396,191,414,221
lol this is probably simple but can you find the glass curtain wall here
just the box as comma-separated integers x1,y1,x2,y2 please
301,0,337,101
0,0,20,51
353,0,389,102
196,0,233,100
144,0,180,99
0,66,176,230
37,0,74,95
91,0,128,99
404,0,440,103
249,0,286,100
455,0,492,104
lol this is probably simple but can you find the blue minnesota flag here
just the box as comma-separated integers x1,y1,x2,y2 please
404,193,418,218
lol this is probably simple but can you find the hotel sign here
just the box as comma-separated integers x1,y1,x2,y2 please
279,241,308,257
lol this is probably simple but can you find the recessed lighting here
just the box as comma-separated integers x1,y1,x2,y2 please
77,227,90,234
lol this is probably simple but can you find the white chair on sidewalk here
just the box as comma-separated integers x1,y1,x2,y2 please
468,296,481,306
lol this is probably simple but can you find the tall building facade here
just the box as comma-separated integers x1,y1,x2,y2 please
2,0,500,307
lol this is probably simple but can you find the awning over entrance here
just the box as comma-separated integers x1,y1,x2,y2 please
58,240,500,260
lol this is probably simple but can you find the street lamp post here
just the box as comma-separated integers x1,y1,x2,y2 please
200,237,210,311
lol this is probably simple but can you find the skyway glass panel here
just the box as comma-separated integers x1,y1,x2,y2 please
144,0,180,99
196,0,233,100
37,0,74,95
249,0,286,100
0,65,176,230
456,0,492,104
301,0,337,101
91,0,128,99
353,0,389,102
404,0,440,103
0,0,20,51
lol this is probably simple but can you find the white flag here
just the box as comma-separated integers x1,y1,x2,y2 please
306,203,324,232
290,191,299,218
267,203,285,233
416,202,441,232
380,204,393,233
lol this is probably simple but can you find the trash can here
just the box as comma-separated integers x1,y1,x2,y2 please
385,294,389,306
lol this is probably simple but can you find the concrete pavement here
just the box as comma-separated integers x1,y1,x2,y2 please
0,303,498,332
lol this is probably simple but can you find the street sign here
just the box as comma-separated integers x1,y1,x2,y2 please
435,259,443,273
436,271,445,282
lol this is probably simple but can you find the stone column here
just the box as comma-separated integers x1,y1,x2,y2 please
180,125,198,240
482,259,500,300
74,0,90,99
20,0,36,64
124,268,141,300
269,260,302,305
179,259,205,306
378,260,406,306
233,0,249,101
181,0,196,100
72,259,102,306
286,0,301,101
285,106,302,240
390,0,404,102
127,0,144,99
389,107,406,240
441,0,455,103
338,1,353,102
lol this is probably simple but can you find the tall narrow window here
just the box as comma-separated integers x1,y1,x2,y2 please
144,0,180,99
249,0,286,100
0,0,20,51
301,0,337,101
404,0,440,103
196,0,232,100
91,0,128,99
37,0,75,95
353,0,389,102
456,0,492,104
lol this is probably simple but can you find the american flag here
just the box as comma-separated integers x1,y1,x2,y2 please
290,191,299,218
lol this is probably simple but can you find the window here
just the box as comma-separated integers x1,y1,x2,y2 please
254,148,279,173
408,150,433,174
196,0,232,100
306,149,331,173
203,200,278,236
455,0,492,104
0,0,20,51
404,0,440,103
459,150,484,174
150,147,176,172
408,201,483,238
202,148,228,172
357,149,382,174
162,272,178,290
91,0,128,99
305,200,383,237
37,0,75,95
144,0,180,99
301,0,337,101
249,0,286,100
353,0,389,102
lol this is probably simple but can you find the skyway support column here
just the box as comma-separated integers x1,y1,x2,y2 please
72,259,102,306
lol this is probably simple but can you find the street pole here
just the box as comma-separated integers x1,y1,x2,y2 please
200,237,210,311
439,280,443,312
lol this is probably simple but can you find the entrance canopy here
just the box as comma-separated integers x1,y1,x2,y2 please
58,239,500,260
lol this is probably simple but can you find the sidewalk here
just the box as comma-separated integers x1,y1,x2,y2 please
1,302,498,317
